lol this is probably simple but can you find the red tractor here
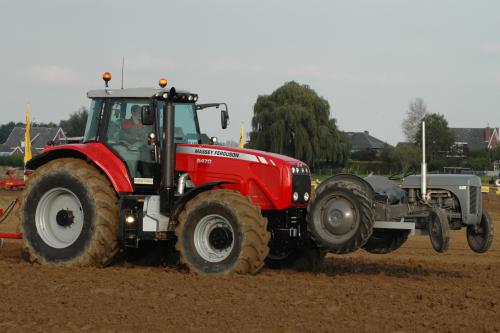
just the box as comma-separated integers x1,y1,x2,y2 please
20,74,377,274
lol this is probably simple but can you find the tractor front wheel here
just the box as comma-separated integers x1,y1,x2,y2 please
467,210,494,253
266,242,325,271
21,158,119,266
428,208,450,253
175,189,270,275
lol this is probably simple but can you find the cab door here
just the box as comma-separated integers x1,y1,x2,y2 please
104,98,160,192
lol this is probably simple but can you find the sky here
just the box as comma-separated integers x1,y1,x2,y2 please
0,0,499,145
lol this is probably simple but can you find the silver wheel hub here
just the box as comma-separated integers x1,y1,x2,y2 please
35,188,84,249
322,196,357,235
194,214,234,263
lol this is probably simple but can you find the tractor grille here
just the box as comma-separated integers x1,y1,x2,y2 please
469,186,478,214
292,174,311,204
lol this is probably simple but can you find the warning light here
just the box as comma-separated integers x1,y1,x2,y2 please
102,72,112,88
159,78,168,88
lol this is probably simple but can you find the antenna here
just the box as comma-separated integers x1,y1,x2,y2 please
121,56,125,89
421,121,427,202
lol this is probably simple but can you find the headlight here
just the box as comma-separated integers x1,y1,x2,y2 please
125,215,136,224
304,192,310,202
292,192,299,201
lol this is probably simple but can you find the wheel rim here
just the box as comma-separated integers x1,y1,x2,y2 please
194,214,234,263
35,187,85,249
320,195,358,239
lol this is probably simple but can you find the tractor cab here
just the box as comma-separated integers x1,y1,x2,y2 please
83,85,228,189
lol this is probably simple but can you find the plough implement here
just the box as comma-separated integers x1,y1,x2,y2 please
0,199,22,246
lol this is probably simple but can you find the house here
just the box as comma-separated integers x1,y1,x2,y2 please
0,126,66,156
451,127,499,155
345,131,392,153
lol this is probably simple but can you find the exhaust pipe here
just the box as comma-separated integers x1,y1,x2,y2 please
421,120,427,202
160,87,176,215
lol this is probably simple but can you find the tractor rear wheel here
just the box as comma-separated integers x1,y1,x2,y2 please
21,158,119,266
362,229,410,254
466,210,494,253
175,189,270,275
307,178,374,254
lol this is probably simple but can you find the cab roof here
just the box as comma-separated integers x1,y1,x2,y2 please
86,87,193,99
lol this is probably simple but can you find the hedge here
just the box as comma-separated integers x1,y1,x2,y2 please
0,155,24,167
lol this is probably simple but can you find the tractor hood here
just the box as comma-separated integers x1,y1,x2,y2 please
402,174,481,188
176,144,311,210
176,144,309,169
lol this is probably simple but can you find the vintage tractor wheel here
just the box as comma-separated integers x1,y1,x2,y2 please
307,179,374,254
466,210,494,253
428,208,450,253
362,229,410,254
175,189,270,275
21,158,119,266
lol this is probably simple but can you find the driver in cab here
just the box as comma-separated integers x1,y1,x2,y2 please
120,105,149,146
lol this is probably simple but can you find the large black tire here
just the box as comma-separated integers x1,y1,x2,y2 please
265,242,326,271
175,189,270,275
21,158,119,266
307,178,374,254
362,229,410,254
428,208,450,253
467,210,494,253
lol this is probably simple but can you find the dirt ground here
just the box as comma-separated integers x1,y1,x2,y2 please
0,189,499,333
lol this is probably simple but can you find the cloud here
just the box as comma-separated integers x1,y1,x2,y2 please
284,65,388,85
204,60,387,85
126,54,176,71
14,65,80,85
207,60,265,75
483,43,500,54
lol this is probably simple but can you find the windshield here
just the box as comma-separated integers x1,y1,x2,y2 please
83,99,105,142
158,102,199,144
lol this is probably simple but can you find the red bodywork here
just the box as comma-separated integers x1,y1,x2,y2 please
40,143,134,192
34,143,309,211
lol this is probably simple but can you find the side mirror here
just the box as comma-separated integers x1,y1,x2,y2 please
141,105,154,125
221,110,229,129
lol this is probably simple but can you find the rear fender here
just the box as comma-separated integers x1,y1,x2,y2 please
26,145,133,193
318,173,375,199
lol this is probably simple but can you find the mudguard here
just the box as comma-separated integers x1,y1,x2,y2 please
171,181,235,220
26,143,134,193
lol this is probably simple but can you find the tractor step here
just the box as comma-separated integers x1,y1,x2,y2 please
374,220,416,233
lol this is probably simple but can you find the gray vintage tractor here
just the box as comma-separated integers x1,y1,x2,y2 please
308,122,494,256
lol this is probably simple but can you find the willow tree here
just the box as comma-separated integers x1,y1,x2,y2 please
247,81,350,169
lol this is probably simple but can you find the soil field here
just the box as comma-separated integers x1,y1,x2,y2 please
0,189,499,333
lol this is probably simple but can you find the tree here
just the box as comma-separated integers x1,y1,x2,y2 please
391,143,421,174
247,82,350,168
414,113,455,171
0,121,18,144
59,107,88,137
402,98,427,142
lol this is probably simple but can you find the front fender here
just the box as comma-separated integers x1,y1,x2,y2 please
171,181,235,220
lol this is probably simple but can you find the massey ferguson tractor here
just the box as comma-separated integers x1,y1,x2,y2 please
19,74,494,275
